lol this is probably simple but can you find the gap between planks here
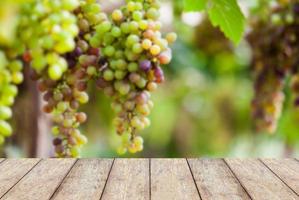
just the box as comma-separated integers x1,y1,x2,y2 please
186,159,202,200
50,159,114,200
99,158,115,200
188,158,252,200
101,159,149,200
260,159,299,197
0,159,76,200
222,159,253,200
225,159,298,200
149,158,151,200
151,159,200,200
0,159,42,199
49,159,79,199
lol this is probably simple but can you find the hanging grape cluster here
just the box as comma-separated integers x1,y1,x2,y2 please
0,1,26,145
0,51,23,145
248,1,299,133
0,0,176,157
89,0,176,154
18,0,90,157
45,0,105,157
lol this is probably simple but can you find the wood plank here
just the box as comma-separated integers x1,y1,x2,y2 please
0,159,4,164
188,159,250,200
151,159,200,200
101,159,149,200
225,159,298,200
51,159,114,200
0,159,40,198
261,159,299,195
1,159,76,200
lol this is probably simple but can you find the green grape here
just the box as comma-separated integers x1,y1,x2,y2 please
142,39,152,50
133,11,143,21
116,59,127,70
121,22,130,34
166,32,177,44
48,65,63,80
132,43,143,54
112,9,123,22
0,120,12,137
96,21,112,34
0,106,12,120
129,21,139,32
147,8,160,20
150,44,161,55
103,70,115,81
111,27,122,37
103,46,115,57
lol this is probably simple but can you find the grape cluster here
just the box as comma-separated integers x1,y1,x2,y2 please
33,0,106,157
0,1,27,146
248,1,299,133
0,51,23,145
90,0,176,154
18,0,85,157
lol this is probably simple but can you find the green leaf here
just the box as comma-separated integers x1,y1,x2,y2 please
184,0,207,11
207,0,245,44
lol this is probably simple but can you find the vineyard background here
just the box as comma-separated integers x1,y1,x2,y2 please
1,0,299,158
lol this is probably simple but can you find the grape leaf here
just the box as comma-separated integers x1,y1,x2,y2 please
183,0,245,44
207,0,245,44
184,0,207,11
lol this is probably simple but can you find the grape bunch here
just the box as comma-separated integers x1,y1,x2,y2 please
31,0,107,157
18,0,88,157
0,1,28,146
90,0,176,154
46,0,107,157
0,51,23,145
248,1,299,133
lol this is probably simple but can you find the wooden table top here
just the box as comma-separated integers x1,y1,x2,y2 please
0,158,298,200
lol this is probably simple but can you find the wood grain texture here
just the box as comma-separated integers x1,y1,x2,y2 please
101,159,149,200
188,159,250,200
151,159,200,200
51,159,113,200
261,159,299,195
0,159,40,198
225,159,298,200
1,159,76,200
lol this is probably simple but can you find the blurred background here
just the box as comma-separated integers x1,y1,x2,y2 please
1,0,299,158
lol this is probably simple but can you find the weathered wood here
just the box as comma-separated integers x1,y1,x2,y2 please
225,159,298,200
0,159,40,198
0,159,297,199
51,159,113,200
188,159,250,200
151,159,200,200
261,159,299,195
1,159,76,200
101,159,149,200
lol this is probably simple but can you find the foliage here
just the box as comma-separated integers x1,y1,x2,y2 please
183,0,245,44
